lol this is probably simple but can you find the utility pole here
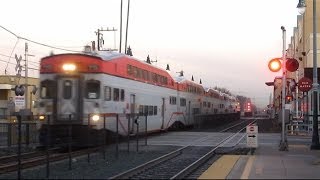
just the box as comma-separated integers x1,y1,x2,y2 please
24,42,28,109
119,0,123,53
124,0,130,54
24,42,35,110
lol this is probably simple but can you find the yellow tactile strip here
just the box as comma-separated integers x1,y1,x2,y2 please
198,155,240,179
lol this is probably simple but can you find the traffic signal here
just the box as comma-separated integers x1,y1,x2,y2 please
268,58,281,72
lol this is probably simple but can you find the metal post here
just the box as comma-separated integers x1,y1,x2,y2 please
305,92,310,133
68,114,72,170
87,114,90,163
116,114,119,159
103,115,106,160
26,123,29,147
46,115,50,178
127,114,130,153
136,121,139,152
310,0,320,150
145,114,147,146
17,114,22,179
279,26,288,151
24,42,28,109
7,123,11,147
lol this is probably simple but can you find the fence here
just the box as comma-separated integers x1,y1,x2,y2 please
2,112,150,179
0,121,38,147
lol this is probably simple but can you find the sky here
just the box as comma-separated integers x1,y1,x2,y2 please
0,0,302,108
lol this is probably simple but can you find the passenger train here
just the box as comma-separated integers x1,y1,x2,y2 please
243,100,253,117
37,47,240,146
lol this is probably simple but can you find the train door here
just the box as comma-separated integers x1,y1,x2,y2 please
161,98,165,129
56,77,81,121
130,94,136,133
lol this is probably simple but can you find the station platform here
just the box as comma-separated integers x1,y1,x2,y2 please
199,135,320,179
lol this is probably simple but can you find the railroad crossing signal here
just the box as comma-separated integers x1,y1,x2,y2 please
15,54,22,76
268,58,281,72
268,58,299,73
13,85,25,96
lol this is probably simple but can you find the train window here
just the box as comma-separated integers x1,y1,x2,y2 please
180,98,186,106
153,106,157,115
133,67,138,78
85,80,100,99
142,70,147,80
127,65,133,76
63,80,72,99
170,96,176,105
137,68,142,79
104,86,111,101
148,106,153,116
40,80,56,99
139,105,144,115
120,89,125,101
113,88,119,101
144,105,148,115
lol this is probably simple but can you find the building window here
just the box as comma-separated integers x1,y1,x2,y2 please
0,90,8,100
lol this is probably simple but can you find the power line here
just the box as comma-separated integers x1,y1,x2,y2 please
0,25,82,53
4,38,19,75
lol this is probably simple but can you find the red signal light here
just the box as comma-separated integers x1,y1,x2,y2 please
268,58,282,72
286,95,293,103
286,58,299,72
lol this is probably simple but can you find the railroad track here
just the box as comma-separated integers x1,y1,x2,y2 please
109,119,255,179
0,147,100,174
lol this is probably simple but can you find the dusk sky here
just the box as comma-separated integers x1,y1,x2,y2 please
0,0,302,108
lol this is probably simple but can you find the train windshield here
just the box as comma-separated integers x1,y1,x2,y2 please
40,80,57,99
85,80,100,99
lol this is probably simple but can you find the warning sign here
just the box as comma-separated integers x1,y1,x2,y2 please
15,96,25,110
246,125,258,148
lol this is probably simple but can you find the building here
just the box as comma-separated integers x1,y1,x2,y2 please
286,0,320,125
0,75,39,120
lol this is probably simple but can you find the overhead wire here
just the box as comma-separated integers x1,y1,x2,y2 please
0,25,83,75
0,25,82,53
4,38,19,75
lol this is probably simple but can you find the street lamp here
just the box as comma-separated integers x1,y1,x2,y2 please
297,0,320,149
279,26,288,151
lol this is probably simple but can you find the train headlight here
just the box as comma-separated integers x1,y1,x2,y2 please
39,115,46,121
62,64,76,71
92,115,100,122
